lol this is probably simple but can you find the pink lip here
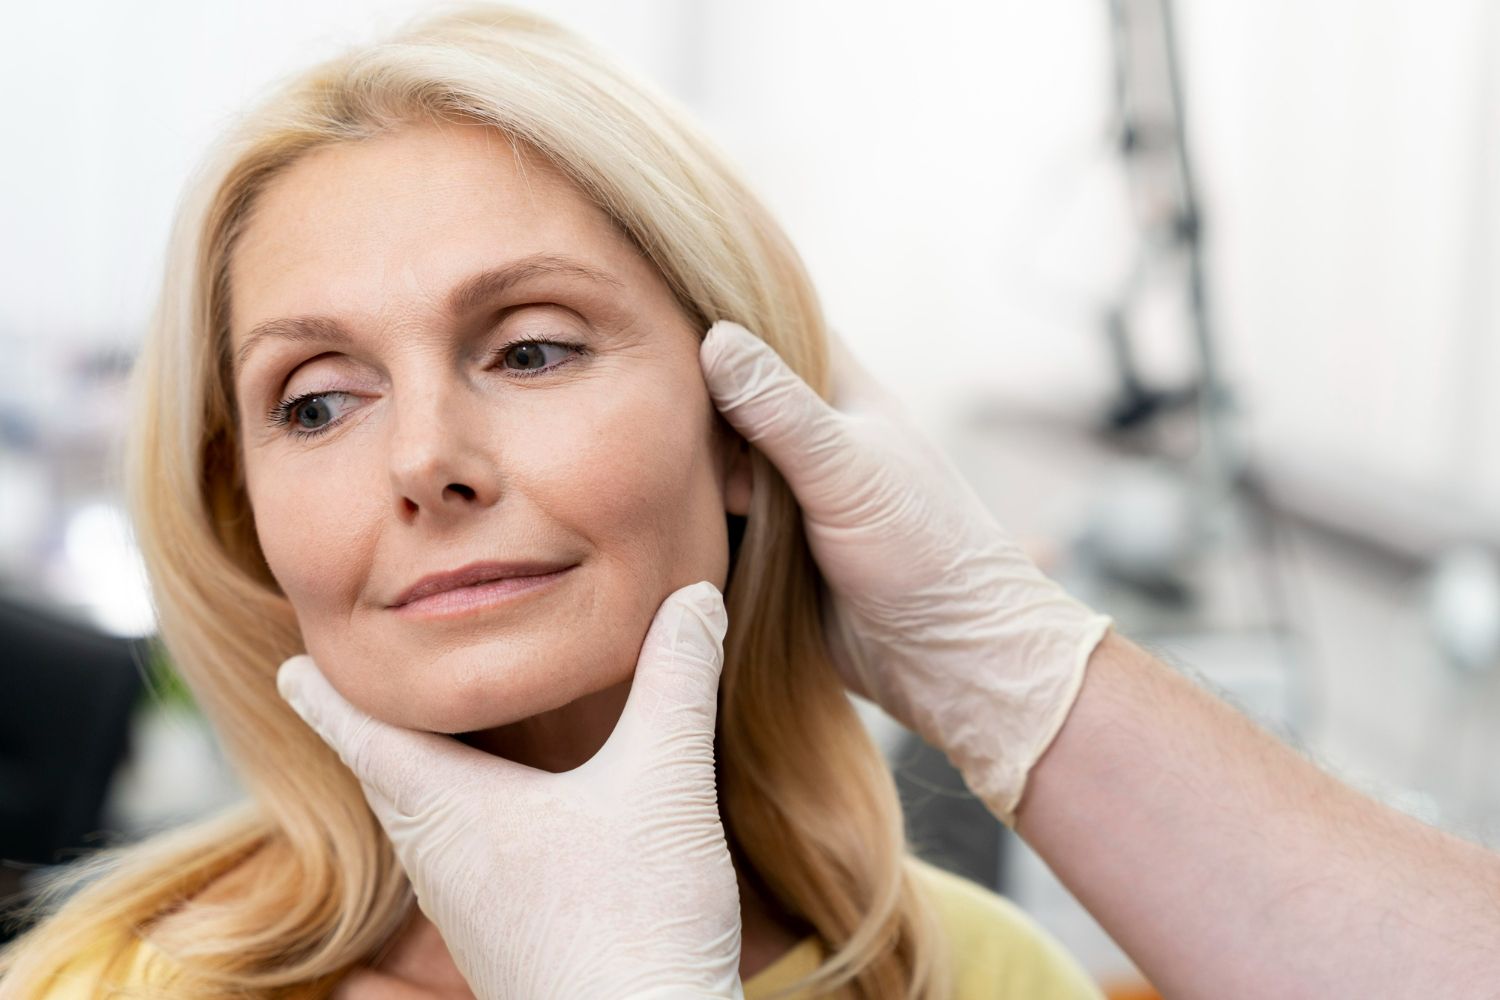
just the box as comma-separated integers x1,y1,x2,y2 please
389,560,576,618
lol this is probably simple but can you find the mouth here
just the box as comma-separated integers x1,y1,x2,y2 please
390,565,577,621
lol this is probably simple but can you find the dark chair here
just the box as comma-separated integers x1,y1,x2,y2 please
892,731,1007,892
0,595,145,942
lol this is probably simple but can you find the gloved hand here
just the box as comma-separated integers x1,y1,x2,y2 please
700,321,1113,827
276,581,744,1000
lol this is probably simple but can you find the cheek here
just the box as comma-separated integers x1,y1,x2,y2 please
241,365,729,732
246,447,398,723
488,378,727,717
245,452,382,617
518,376,725,578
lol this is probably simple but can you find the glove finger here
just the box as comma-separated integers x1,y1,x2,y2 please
599,581,728,765
700,321,852,506
276,654,518,816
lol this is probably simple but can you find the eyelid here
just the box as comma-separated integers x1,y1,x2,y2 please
265,335,589,442
485,336,587,374
266,389,359,441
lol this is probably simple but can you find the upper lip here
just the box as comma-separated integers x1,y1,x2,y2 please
389,560,574,608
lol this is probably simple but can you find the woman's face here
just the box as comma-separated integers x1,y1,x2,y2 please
228,121,750,741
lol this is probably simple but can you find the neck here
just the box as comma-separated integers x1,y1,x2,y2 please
457,677,632,771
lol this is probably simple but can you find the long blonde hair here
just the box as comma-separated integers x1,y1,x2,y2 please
0,5,949,997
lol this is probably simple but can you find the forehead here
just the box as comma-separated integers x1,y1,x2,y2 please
228,121,642,340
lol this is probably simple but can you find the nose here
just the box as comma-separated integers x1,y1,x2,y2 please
387,381,500,521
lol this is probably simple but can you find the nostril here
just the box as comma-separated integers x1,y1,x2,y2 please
444,483,476,501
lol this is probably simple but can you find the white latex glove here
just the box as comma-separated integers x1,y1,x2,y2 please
276,581,744,1000
700,321,1114,827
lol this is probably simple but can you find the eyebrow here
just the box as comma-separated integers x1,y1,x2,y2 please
231,252,625,376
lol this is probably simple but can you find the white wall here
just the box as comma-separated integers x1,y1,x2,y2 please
0,0,699,350
2,0,1495,531
1178,0,1500,529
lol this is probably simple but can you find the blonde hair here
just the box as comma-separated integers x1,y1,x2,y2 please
0,5,949,997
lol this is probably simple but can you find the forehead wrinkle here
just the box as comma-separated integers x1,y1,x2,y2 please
226,125,649,381
231,252,627,377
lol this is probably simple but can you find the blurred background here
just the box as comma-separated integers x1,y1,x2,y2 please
2,0,1497,995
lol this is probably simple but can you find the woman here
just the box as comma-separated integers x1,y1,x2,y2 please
0,5,1102,997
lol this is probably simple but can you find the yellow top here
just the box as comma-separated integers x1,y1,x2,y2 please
39,857,1102,998
744,859,1103,999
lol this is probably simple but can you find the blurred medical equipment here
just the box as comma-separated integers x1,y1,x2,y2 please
1427,545,1500,677
1093,0,1290,640
901,5,1314,992
1415,545,1500,829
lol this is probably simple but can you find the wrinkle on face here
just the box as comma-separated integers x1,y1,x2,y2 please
229,121,750,769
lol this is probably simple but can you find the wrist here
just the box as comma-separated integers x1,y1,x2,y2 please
934,603,1112,828
1010,628,1143,837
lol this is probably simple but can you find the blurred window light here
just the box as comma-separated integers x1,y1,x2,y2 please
56,500,155,639
1426,545,1500,676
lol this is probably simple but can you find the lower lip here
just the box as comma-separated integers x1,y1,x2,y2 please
391,566,575,621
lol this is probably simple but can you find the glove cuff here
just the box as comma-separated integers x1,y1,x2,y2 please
951,611,1114,829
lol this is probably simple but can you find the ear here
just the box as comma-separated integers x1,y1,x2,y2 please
719,428,752,517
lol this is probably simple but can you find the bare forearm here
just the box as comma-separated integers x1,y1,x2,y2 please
1013,630,1500,999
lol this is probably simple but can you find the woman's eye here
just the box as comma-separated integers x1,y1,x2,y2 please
496,339,581,374
269,390,357,439
267,338,586,442
293,393,346,430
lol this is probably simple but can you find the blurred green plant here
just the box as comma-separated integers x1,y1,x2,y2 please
138,636,198,714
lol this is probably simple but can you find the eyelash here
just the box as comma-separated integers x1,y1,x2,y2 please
266,336,588,441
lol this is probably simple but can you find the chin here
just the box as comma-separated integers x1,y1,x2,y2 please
394,644,604,734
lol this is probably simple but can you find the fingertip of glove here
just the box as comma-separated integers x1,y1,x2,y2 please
702,320,757,372
275,654,316,705
704,319,753,343
680,580,728,643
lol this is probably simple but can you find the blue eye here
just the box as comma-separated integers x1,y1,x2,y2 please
266,337,588,441
268,391,357,440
